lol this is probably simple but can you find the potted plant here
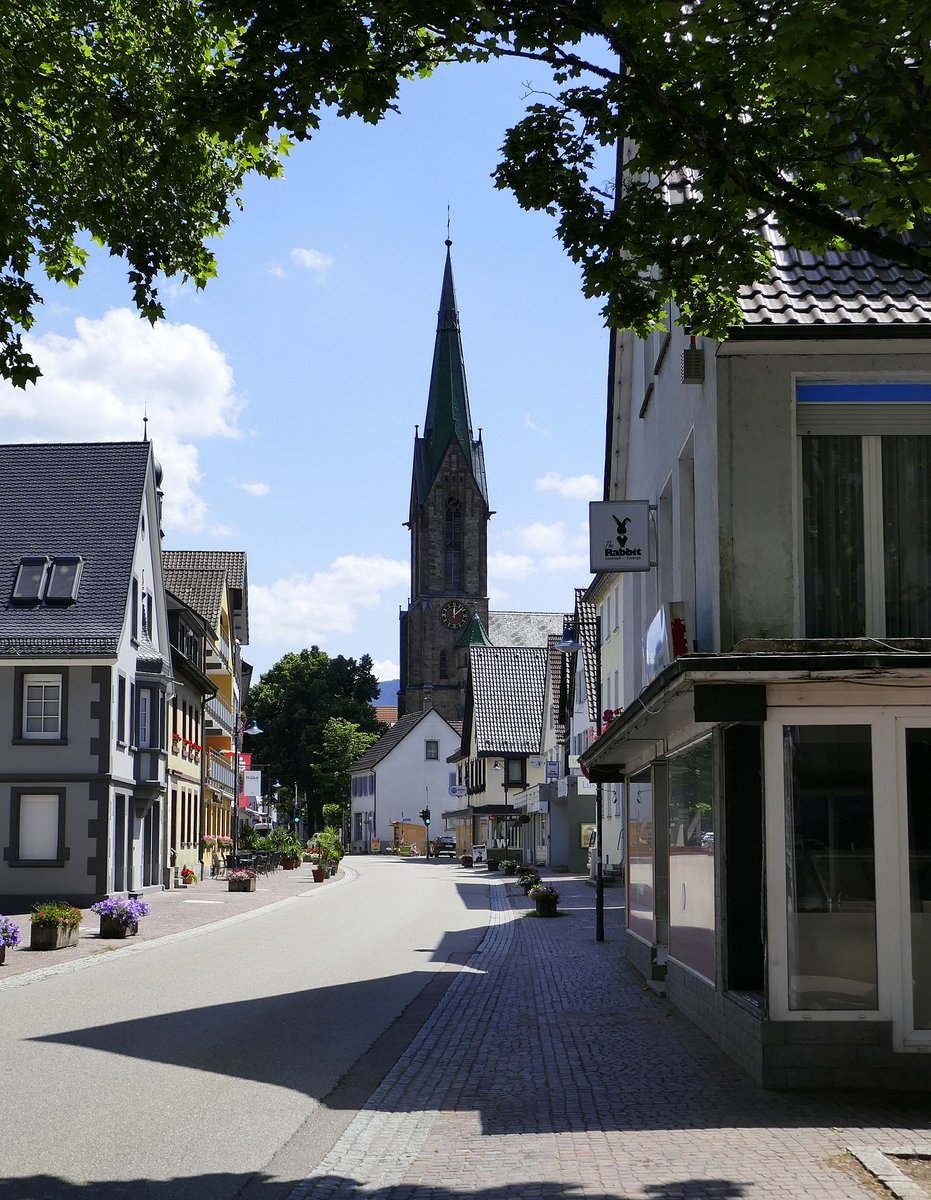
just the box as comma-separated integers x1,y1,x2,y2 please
217,835,233,853
460,854,473,868
228,868,258,892
180,866,198,886
517,870,542,894
30,901,82,950
91,896,151,938
306,850,327,882
528,884,560,917
501,858,520,875
0,916,22,965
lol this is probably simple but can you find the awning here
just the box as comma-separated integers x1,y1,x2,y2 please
441,803,523,820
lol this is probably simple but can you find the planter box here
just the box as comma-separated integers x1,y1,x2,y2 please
228,878,257,892
534,898,559,918
311,868,326,883
30,923,80,951
99,915,136,938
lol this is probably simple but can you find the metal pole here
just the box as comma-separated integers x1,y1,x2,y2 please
594,613,605,942
232,723,240,862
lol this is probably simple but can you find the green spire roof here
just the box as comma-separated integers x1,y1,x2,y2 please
414,242,488,506
457,611,492,648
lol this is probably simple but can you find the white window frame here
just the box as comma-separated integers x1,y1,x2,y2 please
763,706,901,1031
18,793,60,860
22,673,62,740
795,391,931,638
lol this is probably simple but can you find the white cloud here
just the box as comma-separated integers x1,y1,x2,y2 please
541,551,589,573
266,263,286,279
534,471,601,500
488,551,535,581
291,247,334,273
250,555,409,652
372,659,400,682
524,412,552,436
515,521,572,556
237,481,270,497
0,308,246,533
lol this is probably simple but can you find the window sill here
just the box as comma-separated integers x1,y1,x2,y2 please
12,737,67,747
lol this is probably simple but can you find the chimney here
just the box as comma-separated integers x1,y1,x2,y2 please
423,685,434,711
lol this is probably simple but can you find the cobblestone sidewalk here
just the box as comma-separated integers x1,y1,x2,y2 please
290,874,931,1200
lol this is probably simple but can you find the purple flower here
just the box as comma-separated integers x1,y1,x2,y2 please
91,896,151,926
0,917,22,948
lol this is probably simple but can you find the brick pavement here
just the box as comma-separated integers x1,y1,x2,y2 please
3,862,929,1197
289,872,931,1200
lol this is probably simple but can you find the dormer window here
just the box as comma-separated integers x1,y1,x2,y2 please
11,555,83,605
46,557,83,604
12,557,50,604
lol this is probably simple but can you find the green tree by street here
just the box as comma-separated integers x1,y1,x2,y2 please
245,648,383,832
4,1,930,382
315,716,381,832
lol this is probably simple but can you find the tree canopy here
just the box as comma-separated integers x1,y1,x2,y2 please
245,648,382,831
5,0,930,382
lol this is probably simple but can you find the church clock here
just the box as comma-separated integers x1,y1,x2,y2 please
440,600,469,630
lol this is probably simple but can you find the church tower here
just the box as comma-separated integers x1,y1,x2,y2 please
398,242,490,722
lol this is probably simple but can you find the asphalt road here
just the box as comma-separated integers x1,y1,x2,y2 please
0,857,492,1200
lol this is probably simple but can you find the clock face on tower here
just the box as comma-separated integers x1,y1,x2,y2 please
441,600,468,630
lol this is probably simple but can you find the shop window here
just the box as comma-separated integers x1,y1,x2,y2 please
667,738,715,981
783,724,877,1010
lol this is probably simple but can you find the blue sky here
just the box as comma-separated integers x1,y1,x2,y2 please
0,56,609,682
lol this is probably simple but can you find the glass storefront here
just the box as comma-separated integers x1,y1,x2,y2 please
783,725,877,1010
905,727,931,1029
627,769,654,944
668,739,715,981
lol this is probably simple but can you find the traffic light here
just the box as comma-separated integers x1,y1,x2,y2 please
420,807,431,825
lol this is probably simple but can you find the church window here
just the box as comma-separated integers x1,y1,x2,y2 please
445,497,462,590
439,651,448,679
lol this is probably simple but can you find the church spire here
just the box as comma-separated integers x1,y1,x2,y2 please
419,241,486,501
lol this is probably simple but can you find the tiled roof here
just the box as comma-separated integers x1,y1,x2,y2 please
164,566,227,629
349,710,432,772
488,611,564,649
162,550,248,643
575,592,600,725
0,442,151,654
470,645,547,755
164,550,246,589
546,631,571,742
375,705,398,726
737,223,931,330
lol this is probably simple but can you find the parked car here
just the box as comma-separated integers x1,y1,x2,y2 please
431,835,457,857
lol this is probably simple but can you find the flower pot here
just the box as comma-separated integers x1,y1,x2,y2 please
534,897,558,918
228,878,257,892
312,868,326,883
31,923,80,950
99,915,136,938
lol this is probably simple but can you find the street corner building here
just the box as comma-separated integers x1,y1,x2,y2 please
581,218,931,1090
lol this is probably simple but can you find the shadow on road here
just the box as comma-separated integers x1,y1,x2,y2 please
0,1174,749,1200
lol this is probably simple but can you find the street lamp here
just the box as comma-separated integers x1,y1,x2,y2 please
231,716,262,860
492,761,510,850
556,616,605,943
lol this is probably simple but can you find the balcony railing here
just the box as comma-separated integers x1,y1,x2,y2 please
206,750,235,793
204,694,234,735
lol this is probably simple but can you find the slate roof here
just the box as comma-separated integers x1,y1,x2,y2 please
737,223,931,332
488,611,564,649
0,442,152,656
162,550,249,643
575,591,600,725
469,645,547,755
413,244,489,507
349,708,459,772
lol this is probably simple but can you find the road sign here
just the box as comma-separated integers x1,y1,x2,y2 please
449,785,467,797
